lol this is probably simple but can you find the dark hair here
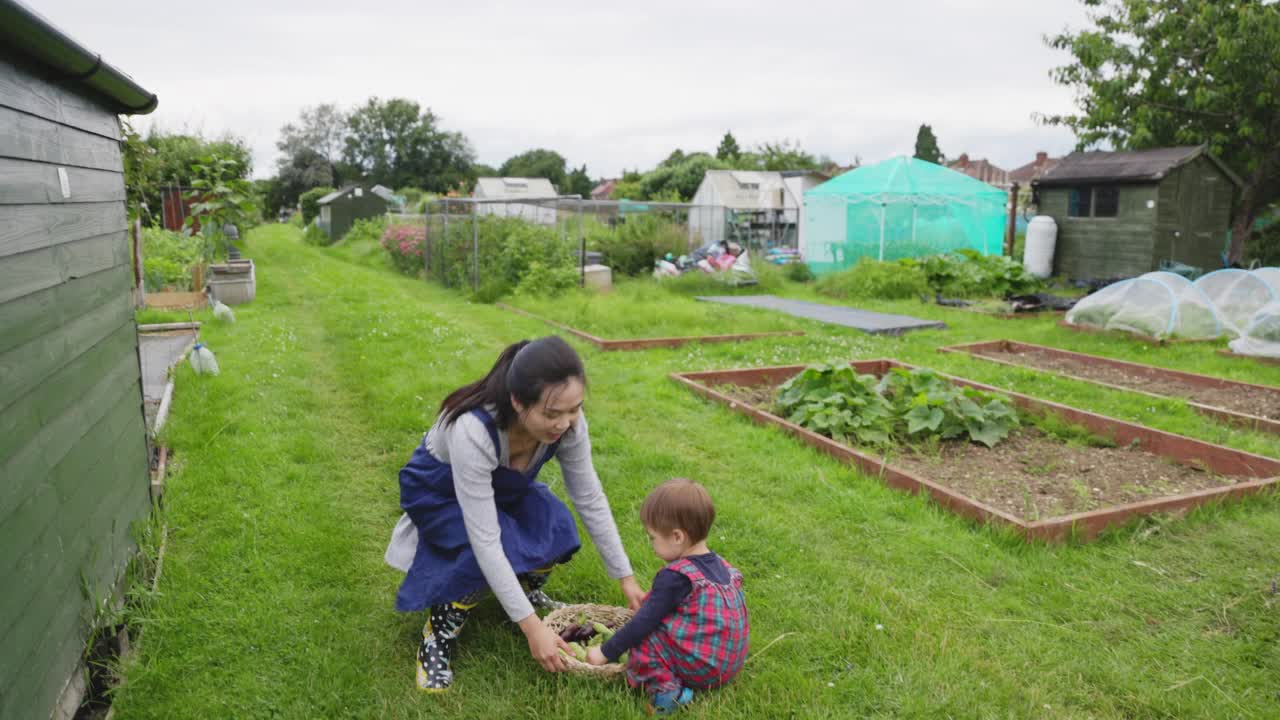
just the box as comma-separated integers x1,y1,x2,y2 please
439,336,585,429
640,478,715,543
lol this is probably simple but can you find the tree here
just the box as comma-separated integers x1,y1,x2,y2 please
659,149,687,168
640,154,728,200
750,140,821,171
913,124,944,164
276,103,348,188
499,149,568,190
564,164,594,198
184,154,257,259
273,146,333,212
1045,0,1280,263
716,131,741,161
343,97,475,193
122,125,252,225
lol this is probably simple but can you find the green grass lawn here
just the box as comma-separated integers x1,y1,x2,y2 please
114,224,1280,719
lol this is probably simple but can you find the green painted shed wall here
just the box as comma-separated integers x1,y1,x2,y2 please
0,55,151,719
1038,154,1236,279
320,190,386,241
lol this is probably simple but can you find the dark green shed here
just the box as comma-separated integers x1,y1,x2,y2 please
0,1,156,717
317,185,387,241
1033,145,1241,280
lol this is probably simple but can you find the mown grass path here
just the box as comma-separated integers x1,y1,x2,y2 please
114,225,1280,719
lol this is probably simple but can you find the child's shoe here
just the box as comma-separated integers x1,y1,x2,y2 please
647,687,694,715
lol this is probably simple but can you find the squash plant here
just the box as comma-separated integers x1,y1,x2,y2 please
775,364,1019,448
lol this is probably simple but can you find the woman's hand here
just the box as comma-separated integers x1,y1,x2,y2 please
619,575,646,610
518,614,571,673
586,646,608,666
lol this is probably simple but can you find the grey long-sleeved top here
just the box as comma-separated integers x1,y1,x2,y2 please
385,411,633,622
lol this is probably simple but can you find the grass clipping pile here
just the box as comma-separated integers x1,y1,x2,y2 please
544,604,634,678
720,364,1255,521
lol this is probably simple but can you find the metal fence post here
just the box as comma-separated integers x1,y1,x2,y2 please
472,203,479,292
578,198,585,288
442,198,449,286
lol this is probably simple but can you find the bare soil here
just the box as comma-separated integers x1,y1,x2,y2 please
977,347,1280,420
713,383,1253,521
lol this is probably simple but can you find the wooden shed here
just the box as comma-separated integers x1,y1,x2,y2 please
1033,145,1241,280
316,185,387,241
0,1,157,717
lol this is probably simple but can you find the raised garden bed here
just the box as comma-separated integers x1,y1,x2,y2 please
670,360,1280,542
1217,348,1280,367
941,339,1280,435
497,303,803,351
1056,319,1216,345
144,291,206,310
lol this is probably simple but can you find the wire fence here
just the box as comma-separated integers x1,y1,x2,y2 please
394,197,800,291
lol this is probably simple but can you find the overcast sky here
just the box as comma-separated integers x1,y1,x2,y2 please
37,0,1093,179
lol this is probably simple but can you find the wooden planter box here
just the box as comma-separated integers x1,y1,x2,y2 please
497,303,803,351
1217,348,1280,367
670,360,1280,542
940,339,1280,435
208,260,255,305
1056,319,1216,345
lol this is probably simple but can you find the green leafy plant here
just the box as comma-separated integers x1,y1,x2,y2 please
815,258,931,300
775,365,1019,448
184,154,257,261
514,261,579,298
342,216,387,245
907,250,1042,297
775,364,896,446
141,227,206,291
785,262,815,283
303,222,329,246
876,367,1020,448
299,186,335,225
592,214,689,276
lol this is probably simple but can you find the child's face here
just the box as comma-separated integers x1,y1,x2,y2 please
645,525,686,562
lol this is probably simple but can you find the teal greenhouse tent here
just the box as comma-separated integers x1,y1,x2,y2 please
802,156,1008,275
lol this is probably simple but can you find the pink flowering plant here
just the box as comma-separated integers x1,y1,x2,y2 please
381,223,427,275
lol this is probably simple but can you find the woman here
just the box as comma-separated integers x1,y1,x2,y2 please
384,336,645,691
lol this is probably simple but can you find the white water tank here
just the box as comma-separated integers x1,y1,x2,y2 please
1024,216,1058,279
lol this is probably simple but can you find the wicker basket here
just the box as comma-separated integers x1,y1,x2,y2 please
543,603,634,678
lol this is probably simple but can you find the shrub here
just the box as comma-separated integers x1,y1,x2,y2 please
299,186,334,225
907,250,1042,297
381,223,426,276
422,216,578,298
288,211,304,228
397,187,425,207
303,222,329,246
785,262,815,283
342,216,387,245
594,214,688,276
1247,221,1280,267
514,261,579,297
141,227,206,291
816,258,930,300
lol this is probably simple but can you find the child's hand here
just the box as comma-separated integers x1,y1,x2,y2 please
586,646,608,666
620,575,646,610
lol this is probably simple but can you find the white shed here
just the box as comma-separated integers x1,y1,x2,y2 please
688,170,824,248
473,177,558,225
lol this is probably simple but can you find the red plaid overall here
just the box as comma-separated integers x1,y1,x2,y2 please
625,557,749,696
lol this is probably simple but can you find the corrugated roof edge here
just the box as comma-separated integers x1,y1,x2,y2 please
0,0,157,115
